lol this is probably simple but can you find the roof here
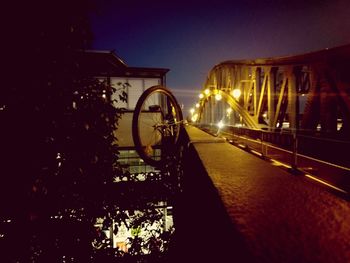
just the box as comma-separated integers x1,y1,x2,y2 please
76,50,169,78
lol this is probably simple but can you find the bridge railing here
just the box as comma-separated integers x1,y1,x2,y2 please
180,125,350,263
195,123,350,194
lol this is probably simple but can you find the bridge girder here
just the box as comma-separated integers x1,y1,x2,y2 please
196,45,350,137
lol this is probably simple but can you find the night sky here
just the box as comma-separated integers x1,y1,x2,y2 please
90,0,350,113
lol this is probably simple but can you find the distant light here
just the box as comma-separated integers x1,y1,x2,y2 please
195,103,200,108
191,113,199,122
217,120,224,129
199,93,204,99
226,108,232,114
231,89,241,100
204,89,210,95
215,93,222,101
190,108,195,115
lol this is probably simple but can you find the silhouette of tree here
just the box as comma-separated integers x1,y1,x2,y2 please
1,1,176,261
0,0,126,261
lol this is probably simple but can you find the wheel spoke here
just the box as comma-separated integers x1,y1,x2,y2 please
132,85,183,166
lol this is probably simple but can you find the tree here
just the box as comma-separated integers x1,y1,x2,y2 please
1,1,178,261
0,0,128,261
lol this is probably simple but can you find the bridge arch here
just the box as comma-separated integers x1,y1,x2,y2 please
194,44,350,138
197,89,260,129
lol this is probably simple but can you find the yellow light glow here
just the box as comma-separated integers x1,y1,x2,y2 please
199,93,204,99
195,103,200,108
217,120,224,129
190,108,195,115
215,93,222,101
191,113,199,122
204,89,210,95
231,89,241,100
226,108,232,114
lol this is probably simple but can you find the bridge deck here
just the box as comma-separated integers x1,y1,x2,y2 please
171,125,350,262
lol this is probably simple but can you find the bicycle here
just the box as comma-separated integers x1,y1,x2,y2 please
132,85,184,168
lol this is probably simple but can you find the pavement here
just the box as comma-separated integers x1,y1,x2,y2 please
169,125,350,263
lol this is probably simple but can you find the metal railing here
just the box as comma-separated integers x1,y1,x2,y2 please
196,124,350,195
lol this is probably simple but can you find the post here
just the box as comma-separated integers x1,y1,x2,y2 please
261,130,265,158
254,67,261,117
267,67,277,130
288,66,300,170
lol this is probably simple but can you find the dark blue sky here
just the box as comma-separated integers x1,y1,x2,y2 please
91,0,350,113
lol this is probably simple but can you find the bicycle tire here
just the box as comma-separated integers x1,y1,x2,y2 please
132,85,183,167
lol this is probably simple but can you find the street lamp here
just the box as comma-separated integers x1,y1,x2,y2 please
191,113,199,122
199,93,204,99
204,89,210,96
195,103,200,108
215,93,222,101
231,89,241,100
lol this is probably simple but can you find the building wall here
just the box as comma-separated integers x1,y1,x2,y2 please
111,77,160,110
112,77,161,148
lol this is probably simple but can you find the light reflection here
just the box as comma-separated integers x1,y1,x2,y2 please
217,120,224,129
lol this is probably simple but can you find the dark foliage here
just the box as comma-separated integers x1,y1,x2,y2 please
0,0,177,261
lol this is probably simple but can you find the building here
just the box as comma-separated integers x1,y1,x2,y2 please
78,49,169,172
78,50,174,252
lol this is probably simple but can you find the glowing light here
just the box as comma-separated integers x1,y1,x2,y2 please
195,103,200,108
190,108,195,115
204,89,210,95
231,89,241,100
226,108,232,114
215,93,222,101
199,93,204,99
217,120,224,129
191,113,199,122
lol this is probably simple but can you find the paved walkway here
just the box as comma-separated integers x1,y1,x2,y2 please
170,125,350,262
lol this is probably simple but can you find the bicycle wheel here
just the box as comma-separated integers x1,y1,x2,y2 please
132,85,183,167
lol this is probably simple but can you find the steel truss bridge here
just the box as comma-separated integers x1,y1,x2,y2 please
193,44,350,193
